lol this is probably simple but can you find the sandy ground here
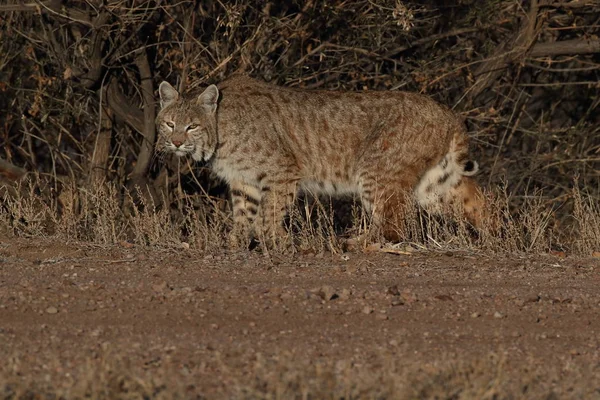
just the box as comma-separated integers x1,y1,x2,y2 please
1,236,599,398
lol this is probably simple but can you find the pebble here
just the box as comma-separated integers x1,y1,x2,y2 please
346,265,358,274
471,312,481,318
152,281,168,293
493,311,504,319
45,306,58,314
391,297,404,306
338,288,351,301
319,285,337,301
387,285,400,296
362,306,373,315
401,289,417,304
280,292,294,301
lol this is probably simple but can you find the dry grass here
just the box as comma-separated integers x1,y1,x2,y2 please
1,176,598,256
1,349,598,399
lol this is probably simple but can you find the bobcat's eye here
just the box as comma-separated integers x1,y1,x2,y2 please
165,122,174,129
187,124,199,131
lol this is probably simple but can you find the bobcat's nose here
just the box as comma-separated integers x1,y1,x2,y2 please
172,140,184,147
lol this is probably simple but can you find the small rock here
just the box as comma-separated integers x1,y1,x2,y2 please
152,281,168,293
318,285,338,301
391,297,404,306
45,306,58,314
338,288,351,301
346,265,359,274
376,312,388,320
387,285,400,296
362,306,373,315
471,312,481,318
280,292,294,301
493,311,504,319
401,289,417,304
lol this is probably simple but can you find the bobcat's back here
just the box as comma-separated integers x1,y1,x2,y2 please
212,77,466,192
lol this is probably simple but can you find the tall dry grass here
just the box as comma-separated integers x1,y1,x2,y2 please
1,176,598,256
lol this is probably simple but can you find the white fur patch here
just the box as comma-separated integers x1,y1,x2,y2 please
300,180,357,196
414,152,475,212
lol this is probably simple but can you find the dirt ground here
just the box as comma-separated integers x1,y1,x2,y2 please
1,236,599,399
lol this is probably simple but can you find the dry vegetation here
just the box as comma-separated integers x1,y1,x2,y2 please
2,349,598,399
0,1,599,254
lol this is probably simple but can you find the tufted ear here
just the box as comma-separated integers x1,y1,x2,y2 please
197,84,219,114
158,81,179,109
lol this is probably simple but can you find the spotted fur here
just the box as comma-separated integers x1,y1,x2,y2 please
156,76,485,244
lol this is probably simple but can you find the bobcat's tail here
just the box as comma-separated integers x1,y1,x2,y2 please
414,129,479,210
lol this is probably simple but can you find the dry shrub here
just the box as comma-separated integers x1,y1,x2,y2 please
572,185,600,256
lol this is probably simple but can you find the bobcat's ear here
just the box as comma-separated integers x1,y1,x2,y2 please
198,84,219,114
158,81,179,109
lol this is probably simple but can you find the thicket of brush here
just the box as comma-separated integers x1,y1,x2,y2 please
0,0,598,254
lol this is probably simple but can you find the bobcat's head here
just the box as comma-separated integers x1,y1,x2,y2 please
155,82,219,162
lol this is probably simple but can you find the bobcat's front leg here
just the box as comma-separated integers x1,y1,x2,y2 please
229,180,261,245
259,181,298,248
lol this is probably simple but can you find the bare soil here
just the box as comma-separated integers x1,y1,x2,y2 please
1,236,599,399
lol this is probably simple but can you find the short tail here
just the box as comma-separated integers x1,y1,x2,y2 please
413,128,479,210
450,130,479,177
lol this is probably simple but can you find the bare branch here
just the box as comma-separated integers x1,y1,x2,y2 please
0,0,96,27
539,0,600,9
107,81,145,134
131,49,157,180
530,38,600,57
467,0,542,102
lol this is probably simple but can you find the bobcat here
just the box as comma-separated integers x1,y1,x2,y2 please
156,76,486,245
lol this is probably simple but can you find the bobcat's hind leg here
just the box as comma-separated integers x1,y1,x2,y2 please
448,177,488,230
229,180,261,246
360,175,418,243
